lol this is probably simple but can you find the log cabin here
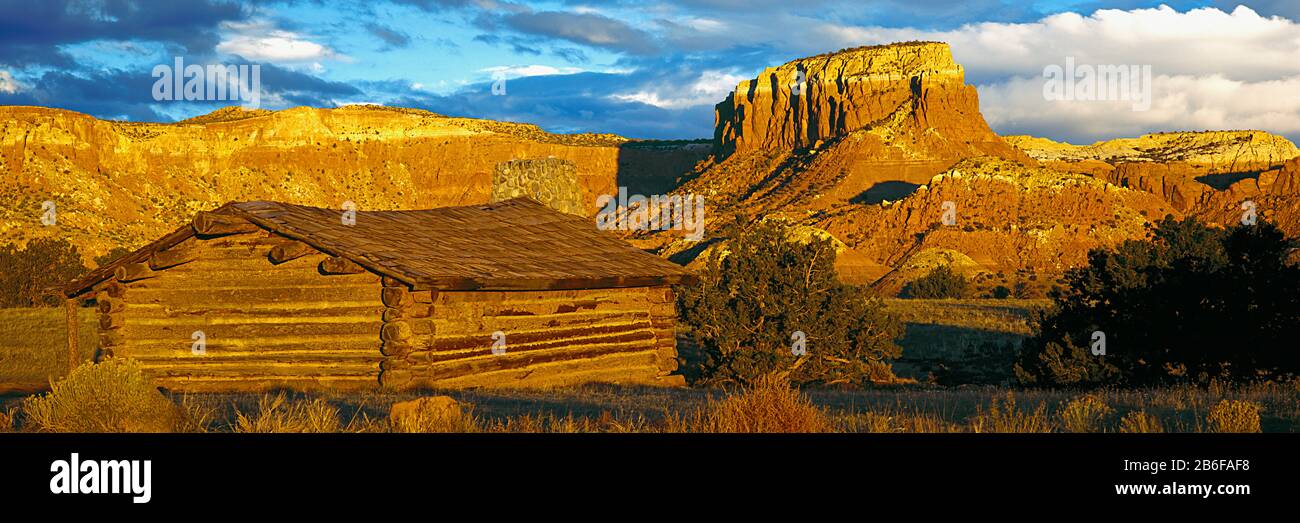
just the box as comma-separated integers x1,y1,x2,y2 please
62,198,694,392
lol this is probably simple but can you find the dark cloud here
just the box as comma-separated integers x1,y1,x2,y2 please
366,23,412,48
0,0,248,67
495,11,659,55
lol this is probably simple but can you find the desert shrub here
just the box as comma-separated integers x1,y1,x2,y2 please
234,393,341,433
969,393,1052,433
1057,394,1114,432
677,220,903,386
687,375,834,433
389,397,478,433
21,359,179,432
0,238,88,307
0,408,15,432
1205,399,1261,433
903,265,969,299
991,285,1011,299
1016,216,1300,387
1118,410,1163,433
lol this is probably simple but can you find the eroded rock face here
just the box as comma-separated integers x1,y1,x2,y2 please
491,158,585,216
0,105,706,260
713,41,1025,163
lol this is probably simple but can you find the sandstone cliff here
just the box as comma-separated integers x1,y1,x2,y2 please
0,105,706,260
1007,131,1300,174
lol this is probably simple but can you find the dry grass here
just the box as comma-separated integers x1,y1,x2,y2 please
20,359,179,432
0,306,97,386
233,393,343,433
666,375,834,433
1206,399,1262,433
1058,394,1115,433
1118,410,1164,433
970,393,1054,433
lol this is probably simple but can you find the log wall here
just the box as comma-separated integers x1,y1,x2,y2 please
380,284,683,389
96,231,385,391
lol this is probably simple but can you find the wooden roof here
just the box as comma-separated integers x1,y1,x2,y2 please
66,198,695,295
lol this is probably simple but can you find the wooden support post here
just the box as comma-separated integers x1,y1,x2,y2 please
65,297,79,373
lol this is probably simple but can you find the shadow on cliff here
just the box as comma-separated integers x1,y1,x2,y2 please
613,140,712,197
851,181,921,205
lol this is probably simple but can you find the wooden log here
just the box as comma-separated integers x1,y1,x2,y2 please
382,276,405,287
97,297,124,314
413,329,655,364
115,262,157,282
268,242,314,264
320,256,366,275
65,298,79,372
649,303,675,317
98,329,125,348
381,287,412,308
380,341,412,357
382,307,405,322
96,281,127,298
409,342,656,383
381,321,413,343
379,369,412,389
379,358,411,371
148,245,198,270
192,211,259,236
99,313,124,330
411,291,435,303
408,304,433,319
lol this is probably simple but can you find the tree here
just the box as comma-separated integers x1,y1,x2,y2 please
903,265,969,298
677,220,903,386
0,238,88,307
1015,216,1300,386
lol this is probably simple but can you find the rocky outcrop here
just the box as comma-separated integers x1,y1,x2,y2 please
0,105,707,260
1008,131,1300,174
491,158,585,216
713,42,1026,163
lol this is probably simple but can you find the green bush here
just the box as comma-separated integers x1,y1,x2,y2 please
677,220,903,386
0,238,89,307
903,265,969,299
21,359,179,432
1016,216,1300,386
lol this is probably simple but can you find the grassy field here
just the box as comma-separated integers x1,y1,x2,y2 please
3,302,1297,433
883,298,1050,383
0,307,97,391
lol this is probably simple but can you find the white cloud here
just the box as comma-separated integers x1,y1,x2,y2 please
216,21,339,63
0,70,22,94
980,73,1300,143
479,65,585,79
609,70,747,109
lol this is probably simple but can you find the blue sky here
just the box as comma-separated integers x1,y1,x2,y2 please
3,1,1300,143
